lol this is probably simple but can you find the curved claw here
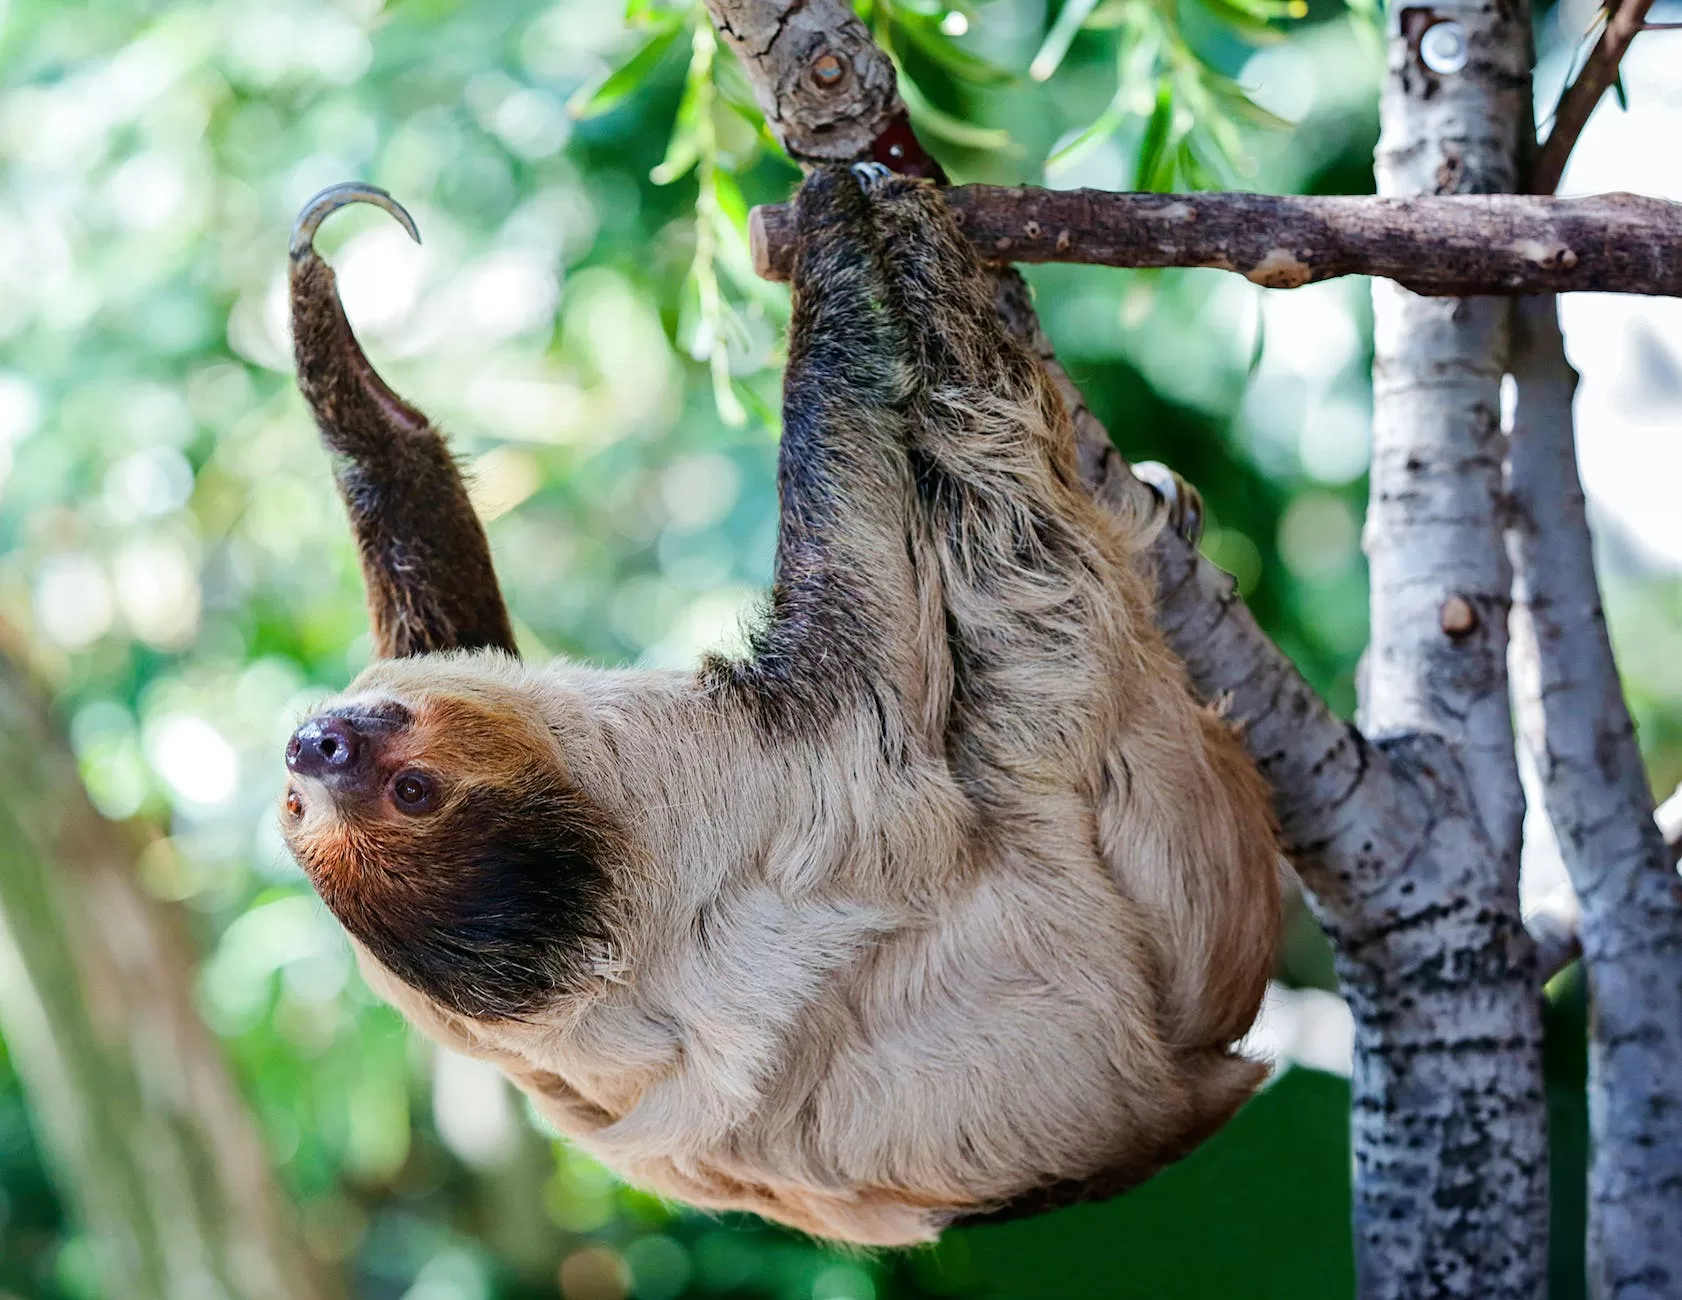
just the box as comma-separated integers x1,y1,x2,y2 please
1132,460,1205,547
290,182,421,262
286,181,517,660
849,160,895,193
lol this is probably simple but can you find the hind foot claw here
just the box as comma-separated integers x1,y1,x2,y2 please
849,161,895,192
1132,461,1205,547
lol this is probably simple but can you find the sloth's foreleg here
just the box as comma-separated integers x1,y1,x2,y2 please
728,167,949,746
850,174,1133,778
289,183,517,661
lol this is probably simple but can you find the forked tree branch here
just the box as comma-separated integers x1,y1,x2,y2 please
752,187,1682,296
1507,296,1682,1300
1531,0,1659,195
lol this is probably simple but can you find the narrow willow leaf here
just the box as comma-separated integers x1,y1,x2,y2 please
1031,0,1105,81
898,71,1013,148
1247,288,1268,377
1192,0,1301,43
568,23,684,119
1133,81,1176,191
1083,0,1135,30
1046,100,1125,173
712,169,750,232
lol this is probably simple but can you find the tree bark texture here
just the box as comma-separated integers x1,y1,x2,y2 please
0,652,330,1300
703,0,901,163
750,188,1682,296
1513,13,1682,1288
1360,2,1548,1294
1507,292,1682,1299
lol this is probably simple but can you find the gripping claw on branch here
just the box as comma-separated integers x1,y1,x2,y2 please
849,161,895,193
290,181,421,262
1132,460,1205,547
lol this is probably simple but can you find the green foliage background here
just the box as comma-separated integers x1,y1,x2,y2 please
0,0,1668,1296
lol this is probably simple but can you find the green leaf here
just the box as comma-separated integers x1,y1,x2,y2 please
880,0,950,15
1083,0,1136,30
1031,0,1105,81
1133,81,1176,191
1193,0,1305,42
568,24,684,119
1612,70,1629,111
898,72,1014,149
1046,101,1125,174
712,169,750,233
1247,287,1267,378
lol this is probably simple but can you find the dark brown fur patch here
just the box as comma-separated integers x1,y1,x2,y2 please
285,690,625,1020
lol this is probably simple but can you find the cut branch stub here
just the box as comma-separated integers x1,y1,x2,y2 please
750,186,1682,297
702,0,902,163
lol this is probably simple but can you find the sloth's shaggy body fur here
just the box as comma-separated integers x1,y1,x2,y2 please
281,170,1281,1245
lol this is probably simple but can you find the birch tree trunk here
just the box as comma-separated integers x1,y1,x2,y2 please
1358,2,1548,1289
0,650,331,1300
1508,291,1682,1298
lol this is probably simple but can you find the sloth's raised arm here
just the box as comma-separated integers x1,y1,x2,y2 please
716,167,943,746
289,184,517,660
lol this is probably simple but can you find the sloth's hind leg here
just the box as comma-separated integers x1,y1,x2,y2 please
856,177,1134,781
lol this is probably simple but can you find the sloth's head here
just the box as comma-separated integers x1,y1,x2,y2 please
278,654,623,1022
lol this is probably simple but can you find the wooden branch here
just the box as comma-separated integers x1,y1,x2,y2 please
750,187,1682,296
1531,0,1659,195
702,0,904,164
1515,9,1682,1289
0,650,333,1300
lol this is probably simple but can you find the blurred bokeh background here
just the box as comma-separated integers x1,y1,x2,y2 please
0,0,1676,1296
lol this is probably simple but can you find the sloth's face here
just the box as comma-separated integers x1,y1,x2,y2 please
279,656,619,1021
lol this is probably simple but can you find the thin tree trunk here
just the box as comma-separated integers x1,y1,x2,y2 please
1357,3,1548,1293
0,650,332,1300
1507,293,1682,1299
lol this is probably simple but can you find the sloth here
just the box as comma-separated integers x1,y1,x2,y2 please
280,166,1281,1246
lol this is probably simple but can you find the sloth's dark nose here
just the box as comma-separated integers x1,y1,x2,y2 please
287,716,368,783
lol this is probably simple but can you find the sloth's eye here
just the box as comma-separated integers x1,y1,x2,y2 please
392,771,437,813
285,789,304,819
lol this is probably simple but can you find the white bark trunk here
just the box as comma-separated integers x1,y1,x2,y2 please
1507,292,1682,1298
1358,5,1549,1293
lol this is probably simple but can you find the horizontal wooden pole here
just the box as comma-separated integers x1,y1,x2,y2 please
749,185,1682,297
